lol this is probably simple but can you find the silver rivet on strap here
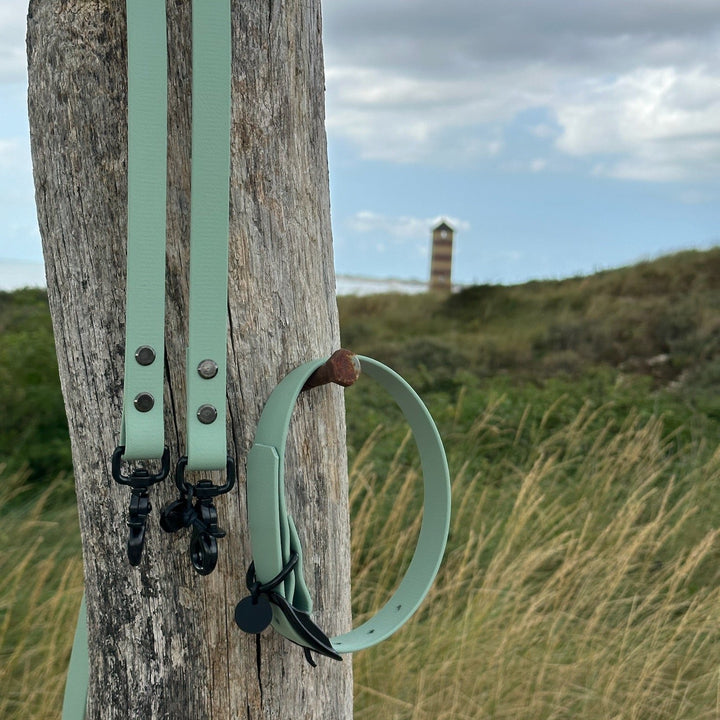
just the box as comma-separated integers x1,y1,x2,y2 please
134,345,157,366
197,404,217,424
134,392,155,412
197,359,219,379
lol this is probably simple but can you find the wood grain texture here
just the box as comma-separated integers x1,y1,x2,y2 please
27,1,353,717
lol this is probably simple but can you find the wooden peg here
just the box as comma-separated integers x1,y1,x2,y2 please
302,349,361,392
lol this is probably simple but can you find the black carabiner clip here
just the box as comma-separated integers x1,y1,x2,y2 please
160,457,235,575
111,446,171,565
126,488,152,566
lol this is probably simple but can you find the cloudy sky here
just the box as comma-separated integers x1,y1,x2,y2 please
2,0,720,287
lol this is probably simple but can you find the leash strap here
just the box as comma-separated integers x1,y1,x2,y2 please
111,0,170,568
119,0,167,461
157,0,233,576
63,5,231,715
62,596,89,720
184,0,232,471
236,356,451,661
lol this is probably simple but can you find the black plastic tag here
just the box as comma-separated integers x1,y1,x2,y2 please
234,595,273,634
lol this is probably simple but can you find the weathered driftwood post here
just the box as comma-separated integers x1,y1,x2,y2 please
27,1,353,717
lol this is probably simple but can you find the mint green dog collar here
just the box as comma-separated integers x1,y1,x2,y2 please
235,356,451,664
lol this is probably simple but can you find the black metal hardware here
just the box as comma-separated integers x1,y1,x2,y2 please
174,455,235,497
112,445,171,488
236,552,342,666
112,445,171,565
235,553,299,635
127,489,151,566
159,456,235,575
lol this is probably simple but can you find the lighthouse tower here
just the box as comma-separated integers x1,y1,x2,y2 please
429,221,454,292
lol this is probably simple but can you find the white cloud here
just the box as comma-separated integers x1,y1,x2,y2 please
555,66,720,180
348,211,470,240
325,64,552,164
0,1,28,83
323,1,720,182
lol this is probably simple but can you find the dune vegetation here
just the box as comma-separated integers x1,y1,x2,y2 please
3,248,720,717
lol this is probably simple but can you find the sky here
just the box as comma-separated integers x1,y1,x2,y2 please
1,0,720,288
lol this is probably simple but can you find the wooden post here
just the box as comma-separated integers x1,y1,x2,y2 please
26,1,353,717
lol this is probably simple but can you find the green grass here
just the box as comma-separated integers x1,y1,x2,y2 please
350,396,720,719
0,469,83,719
3,382,720,718
3,247,720,716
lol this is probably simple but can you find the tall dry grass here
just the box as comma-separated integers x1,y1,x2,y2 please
0,470,83,720
350,403,720,720
3,396,720,719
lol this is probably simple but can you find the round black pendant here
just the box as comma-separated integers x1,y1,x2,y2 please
235,595,273,634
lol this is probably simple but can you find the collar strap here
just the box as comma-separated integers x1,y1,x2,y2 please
237,356,451,659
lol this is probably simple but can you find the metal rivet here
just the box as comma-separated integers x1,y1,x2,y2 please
134,393,155,413
197,404,217,424
197,359,219,380
134,346,156,366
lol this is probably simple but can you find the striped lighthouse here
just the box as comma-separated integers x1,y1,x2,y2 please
429,220,454,292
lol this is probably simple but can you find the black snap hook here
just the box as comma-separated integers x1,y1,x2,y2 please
190,528,218,576
111,446,171,566
159,496,192,534
126,489,151,566
188,498,226,575
160,456,235,575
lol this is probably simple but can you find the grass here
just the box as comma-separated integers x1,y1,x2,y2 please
350,397,720,719
3,382,720,718
3,247,720,716
0,470,83,720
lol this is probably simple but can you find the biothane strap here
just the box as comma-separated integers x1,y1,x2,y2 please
61,596,89,720
114,0,232,563
119,0,167,462
111,0,171,569
236,356,451,660
184,0,231,471
64,3,231,715
118,0,230,473
157,0,233,578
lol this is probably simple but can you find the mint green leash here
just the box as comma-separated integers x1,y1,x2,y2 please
236,356,452,663
119,0,167,462
62,596,88,720
185,0,231,471
63,1,231,715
